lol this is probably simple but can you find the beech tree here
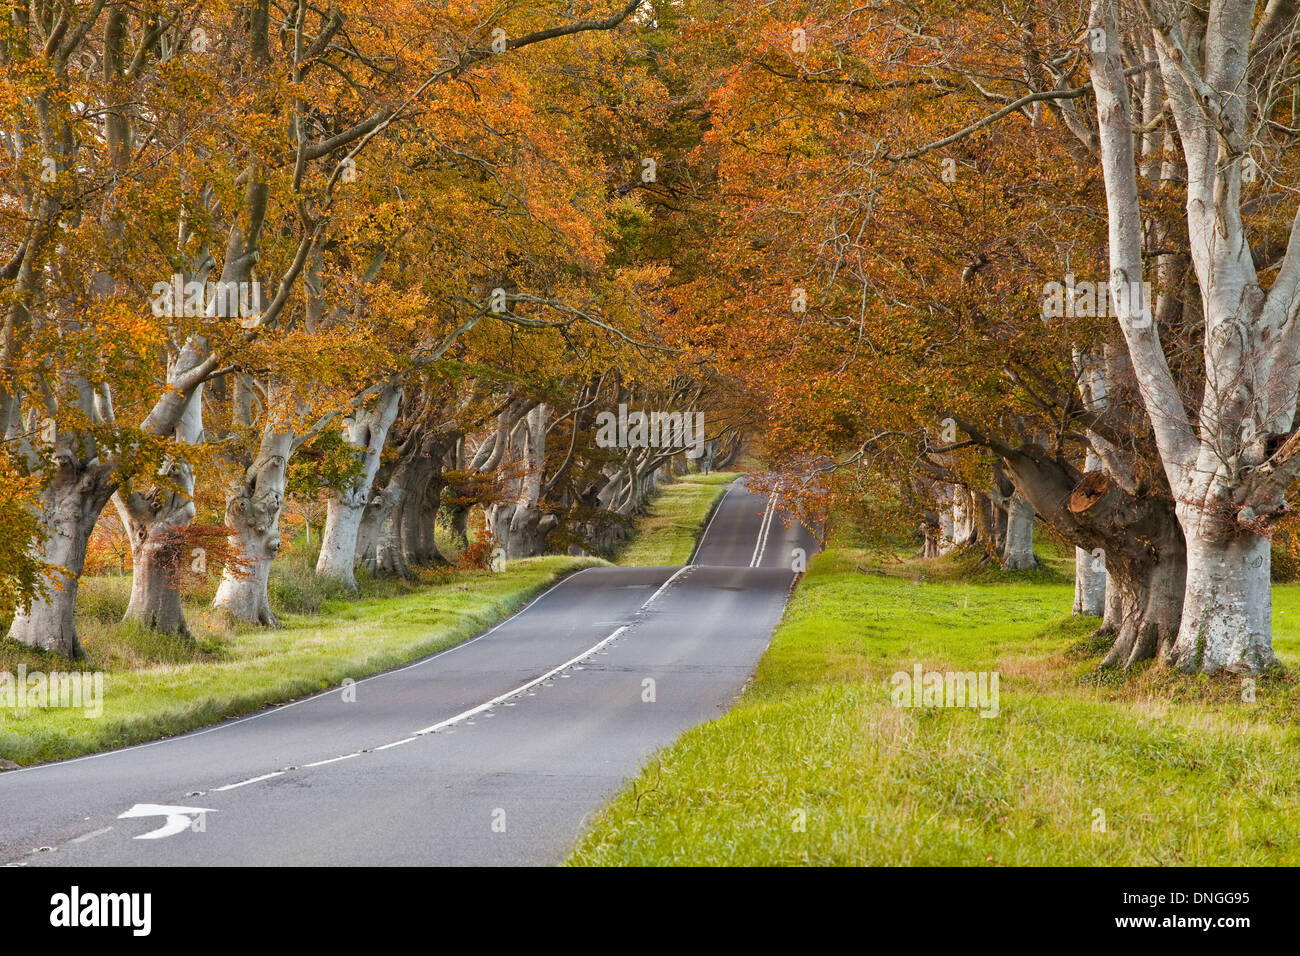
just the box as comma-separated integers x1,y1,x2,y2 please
2,0,658,643
655,0,1298,675
1084,0,1300,672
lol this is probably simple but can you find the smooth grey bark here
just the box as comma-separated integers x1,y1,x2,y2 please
950,486,978,550
1089,0,1293,672
374,487,410,578
8,322,216,654
316,383,402,589
1169,529,1272,673
1001,491,1036,570
1072,434,1108,618
1074,545,1107,617
357,486,401,574
373,427,454,576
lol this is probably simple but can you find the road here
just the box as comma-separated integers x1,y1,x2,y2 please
0,480,818,866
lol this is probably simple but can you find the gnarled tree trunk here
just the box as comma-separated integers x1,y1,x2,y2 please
8,458,116,658
115,385,204,635
1097,515,1185,669
1088,0,1291,672
214,427,292,626
317,383,402,589
485,403,549,558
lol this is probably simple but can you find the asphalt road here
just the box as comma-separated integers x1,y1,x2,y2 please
0,480,819,866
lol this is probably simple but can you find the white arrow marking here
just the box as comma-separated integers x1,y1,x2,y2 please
117,803,216,840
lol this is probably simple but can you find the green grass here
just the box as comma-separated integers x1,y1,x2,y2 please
568,548,1300,866
614,472,739,567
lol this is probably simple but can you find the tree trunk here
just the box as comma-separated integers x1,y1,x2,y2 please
937,495,956,554
356,486,400,574
1001,492,1036,570
374,486,410,577
213,430,293,626
1098,539,1186,669
318,496,366,589
116,384,203,634
986,438,1186,670
1072,449,1107,616
398,458,437,566
316,384,402,589
122,534,190,635
1167,523,1276,673
1101,563,1124,632
1074,547,1106,616
485,403,549,558
1087,0,1286,674
950,486,978,549
920,512,943,558
7,462,115,657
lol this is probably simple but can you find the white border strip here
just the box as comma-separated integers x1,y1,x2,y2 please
689,482,734,565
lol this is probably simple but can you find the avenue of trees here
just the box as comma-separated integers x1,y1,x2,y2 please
4,0,1300,677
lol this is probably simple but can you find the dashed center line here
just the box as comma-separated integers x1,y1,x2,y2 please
68,826,113,845
412,624,629,736
302,753,361,768
212,771,285,792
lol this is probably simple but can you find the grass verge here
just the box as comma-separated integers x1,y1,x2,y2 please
0,469,736,768
615,472,739,567
0,556,602,766
568,548,1300,865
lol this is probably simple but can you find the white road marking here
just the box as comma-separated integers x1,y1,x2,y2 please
413,625,630,736
68,826,113,845
750,496,777,568
212,771,285,792
118,804,215,840
149,563,684,794
689,482,734,564
640,565,693,611
302,753,361,768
